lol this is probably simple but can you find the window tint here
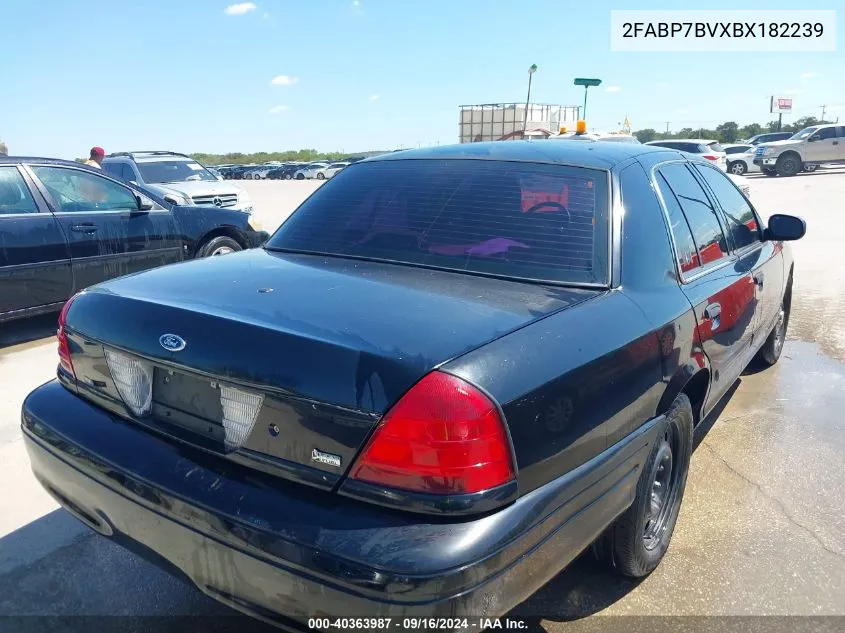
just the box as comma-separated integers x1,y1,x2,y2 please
837,127,845,138
101,161,123,179
693,164,761,250
657,163,729,268
816,127,837,140
121,164,137,182
725,145,750,155
655,172,700,273
0,167,38,215
267,159,609,284
33,166,138,213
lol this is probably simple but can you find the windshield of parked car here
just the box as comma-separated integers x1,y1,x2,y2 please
137,160,218,183
790,127,818,140
266,159,609,285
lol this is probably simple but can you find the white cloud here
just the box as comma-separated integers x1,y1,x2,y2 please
799,71,819,79
270,75,299,86
224,3,257,16
370,94,380,101
268,105,289,114
604,86,622,93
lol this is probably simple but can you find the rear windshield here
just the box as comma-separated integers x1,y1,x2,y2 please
706,142,724,153
266,159,609,285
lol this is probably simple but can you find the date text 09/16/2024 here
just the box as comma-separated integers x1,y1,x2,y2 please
308,618,530,630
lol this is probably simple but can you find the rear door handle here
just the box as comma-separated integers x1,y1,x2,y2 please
703,303,722,330
70,223,98,234
704,303,721,319
753,274,764,288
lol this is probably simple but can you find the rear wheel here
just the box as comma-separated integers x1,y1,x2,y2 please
198,236,242,258
776,153,801,177
597,393,693,578
755,293,791,367
729,161,747,175
316,172,326,180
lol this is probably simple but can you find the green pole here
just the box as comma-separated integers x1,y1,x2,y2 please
583,87,589,122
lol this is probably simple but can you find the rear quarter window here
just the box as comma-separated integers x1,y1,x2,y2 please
267,159,610,285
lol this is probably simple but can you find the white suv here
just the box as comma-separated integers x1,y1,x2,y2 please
102,151,253,211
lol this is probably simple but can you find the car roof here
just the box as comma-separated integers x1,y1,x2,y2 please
365,140,665,169
0,156,101,169
646,139,718,144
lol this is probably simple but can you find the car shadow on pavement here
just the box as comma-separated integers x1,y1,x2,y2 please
506,381,740,629
0,313,58,350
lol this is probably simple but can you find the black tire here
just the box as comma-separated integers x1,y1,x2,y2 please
776,153,801,177
284,173,293,180
296,173,305,180
603,393,694,578
198,236,242,258
316,172,326,180
755,286,791,367
728,161,747,175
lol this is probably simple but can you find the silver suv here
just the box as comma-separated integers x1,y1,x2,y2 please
753,124,845,177
102,151,253,211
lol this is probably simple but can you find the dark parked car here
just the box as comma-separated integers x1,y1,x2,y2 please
22,142,804,627
267,163,300,180
745,132,792,145
0,157,269,323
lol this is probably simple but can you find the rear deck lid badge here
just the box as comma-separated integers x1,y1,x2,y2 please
311,448,342,468
159,334,187,352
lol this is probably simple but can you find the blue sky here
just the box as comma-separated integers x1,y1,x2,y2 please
1,0,841,158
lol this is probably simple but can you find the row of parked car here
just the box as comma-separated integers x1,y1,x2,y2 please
217,160,354,181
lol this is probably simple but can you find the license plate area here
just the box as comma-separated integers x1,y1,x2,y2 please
153,367,224,423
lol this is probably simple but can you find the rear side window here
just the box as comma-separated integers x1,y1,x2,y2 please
657,163,729,270
267,159,610,284
693,164,761,250
0,167,38,215
725,146,749,155
655,172,700,273
706,142,724,153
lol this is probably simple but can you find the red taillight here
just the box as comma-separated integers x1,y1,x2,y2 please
57,294,79,377
703,154,719,161
350,371,515,495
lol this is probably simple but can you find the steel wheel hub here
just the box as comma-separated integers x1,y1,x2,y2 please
643,428,676,550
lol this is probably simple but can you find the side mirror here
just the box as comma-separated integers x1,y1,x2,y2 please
134,194,153,212
765,214,806,241
129,180,139,186
808,135,820,142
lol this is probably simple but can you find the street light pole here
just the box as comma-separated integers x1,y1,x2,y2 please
524,64,538,132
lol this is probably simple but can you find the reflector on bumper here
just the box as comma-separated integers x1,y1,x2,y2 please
104,350,153,417
220,385,263,449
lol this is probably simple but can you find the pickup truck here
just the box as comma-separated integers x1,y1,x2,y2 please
753,123,845,176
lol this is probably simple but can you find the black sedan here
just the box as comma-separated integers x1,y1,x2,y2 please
22,142,804,626
0,157,269,323
267,163,300,180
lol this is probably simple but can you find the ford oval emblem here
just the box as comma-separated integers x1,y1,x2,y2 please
159,334,186,352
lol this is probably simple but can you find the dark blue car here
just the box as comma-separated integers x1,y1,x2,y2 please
0,157,269,323
22,141,804,628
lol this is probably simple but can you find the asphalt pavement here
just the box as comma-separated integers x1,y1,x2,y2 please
1,172,843,631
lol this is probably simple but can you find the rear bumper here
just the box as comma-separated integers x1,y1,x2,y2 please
22,381,663,627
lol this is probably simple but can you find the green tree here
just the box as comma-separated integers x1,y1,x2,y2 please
715,121,739,143
634,128,657,143
739,123,763,139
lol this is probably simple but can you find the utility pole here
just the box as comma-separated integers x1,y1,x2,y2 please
524,64,538,132
665,121,670,134
820,105,827,122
